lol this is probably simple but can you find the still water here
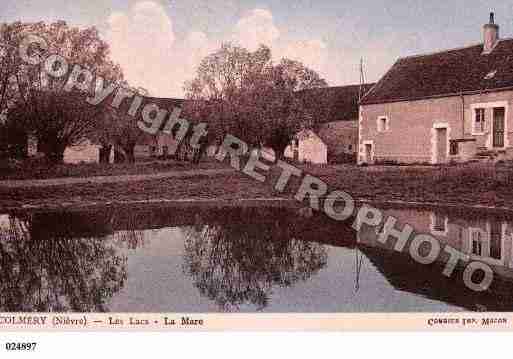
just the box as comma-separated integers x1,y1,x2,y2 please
1,204,513,313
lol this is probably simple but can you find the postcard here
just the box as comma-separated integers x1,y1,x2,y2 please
1,0,513,343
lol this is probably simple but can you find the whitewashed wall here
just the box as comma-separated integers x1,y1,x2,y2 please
284,130,328,164
63,140,101,164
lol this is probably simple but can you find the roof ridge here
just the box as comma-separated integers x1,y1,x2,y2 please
298,83,374,91
325,83,373,89
400,42,483,60
399,37,513,61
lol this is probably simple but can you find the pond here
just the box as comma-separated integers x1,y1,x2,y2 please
1,203,513,313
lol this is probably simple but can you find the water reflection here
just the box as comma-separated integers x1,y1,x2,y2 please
356,206,513,311
0,212,127,312
1,204,513,312
182,220,328,311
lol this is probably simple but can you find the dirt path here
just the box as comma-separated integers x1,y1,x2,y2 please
0,168,236,188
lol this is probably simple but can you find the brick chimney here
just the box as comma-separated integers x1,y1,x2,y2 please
483,12,499,54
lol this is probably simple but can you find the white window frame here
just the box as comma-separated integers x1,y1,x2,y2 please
361,140,374,164
469,227,485,257
430,212,448,236
470,101,509,149
376,116,390,133
467,223,506,266
472,107,486,135
485,221,506,265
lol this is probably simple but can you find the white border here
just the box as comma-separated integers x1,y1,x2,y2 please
2,333,511,359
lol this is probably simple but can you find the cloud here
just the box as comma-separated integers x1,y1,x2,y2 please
104,2,353,96
106,1,178,96
231,8,334,84
232,9,280,50
106,1,219,97
278,39,329,76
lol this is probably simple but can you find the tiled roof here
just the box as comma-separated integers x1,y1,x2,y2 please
298,84,375,123
361,38,513,105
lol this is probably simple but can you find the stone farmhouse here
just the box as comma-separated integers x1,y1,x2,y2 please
359,13,513,165
285,84,374,164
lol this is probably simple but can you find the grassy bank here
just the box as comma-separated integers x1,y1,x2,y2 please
307,162,513,208
2,162,513,211
0,171,276,209
0,158,228,180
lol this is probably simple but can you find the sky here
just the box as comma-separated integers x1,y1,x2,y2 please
1,0,512,97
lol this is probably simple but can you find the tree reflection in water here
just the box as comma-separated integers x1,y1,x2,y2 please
0,213,128,312
182,218,328,311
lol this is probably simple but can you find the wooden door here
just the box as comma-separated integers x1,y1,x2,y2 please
365,144,372,163
493,108,505,148
436,128,447,163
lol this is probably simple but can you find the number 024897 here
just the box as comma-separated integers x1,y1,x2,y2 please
5,342,37,351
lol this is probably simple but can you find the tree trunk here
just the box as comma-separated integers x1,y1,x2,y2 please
267,129,291,162
271,142,289,161
47,148,65,164
192,147,203,164
114,143,136,163
44,143,66,164
99,145,112,164
36,136,66,164
126,147,135,163
192,138,210,165
123,145,135,163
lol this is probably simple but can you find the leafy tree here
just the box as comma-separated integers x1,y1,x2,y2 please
1,21,123,163
96,86,152,163
0,23,21,116
9,89,108,162
185,43,328,158
0,113,29,159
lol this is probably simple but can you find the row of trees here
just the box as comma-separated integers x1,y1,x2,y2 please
1,21,330,164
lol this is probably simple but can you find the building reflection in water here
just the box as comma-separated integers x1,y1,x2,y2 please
2,204,513,312
355,206,513,311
